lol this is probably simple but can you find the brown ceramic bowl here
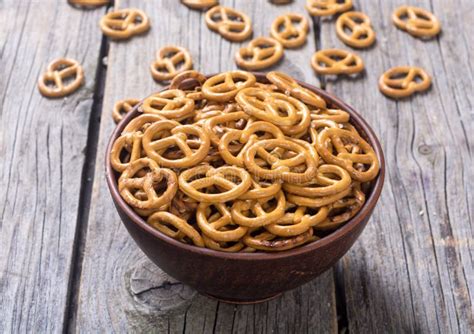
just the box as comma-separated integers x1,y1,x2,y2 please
105,73,385,304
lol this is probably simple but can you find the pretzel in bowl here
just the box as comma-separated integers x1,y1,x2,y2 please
111,70,380,252
270,13,309,49
205,6,252,42
150,46,193,82
311,49,364,75
38,58,84,98
378,66,431,99
100,9,150,40
392,6,441,38
305,0,352,17
235,37,284,70
336,11,376,48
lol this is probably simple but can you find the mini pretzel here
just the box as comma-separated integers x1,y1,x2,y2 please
316,128,379,182
270,13,309,48
238,176,282,200
203,111,252,146
148,211,204,247
123,114,166,134
202,235,245,252
392,6,441,38
231,191,286,227
205,6,252,42
197,202,248,242
38,58,84,98
202,71,256,102
100,9,150,40
142,90,195,119
305,0,352,16
68,0,109,7
169,70,207,90
287,185,351,207
242,227,315,251
113,99,140,124
142,120,210,168
311,108,350,123
179,165,252,202
118,158,178,210
266,205,329,237
110,131,143,172
311,49,364,75
266,71,326,109
378,66,431,99
244,138,318,183
336,11,376,48
235,37,284,70
150,46,193,82
181,0,218,10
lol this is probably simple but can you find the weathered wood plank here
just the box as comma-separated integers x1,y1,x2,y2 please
75,0,337,332
0,0,105,332
319,0,473,332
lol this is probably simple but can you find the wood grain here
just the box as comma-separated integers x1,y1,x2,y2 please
318,0,474,332
74,0,337,332
0,0,105,332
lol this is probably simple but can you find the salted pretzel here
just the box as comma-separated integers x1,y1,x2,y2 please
378,66,431,99
118,158,178,210
266,71,326,109
316,128,379,182
38,58,84,98
68,0,109,7
311,49,364,75
202,71,256,102
181,0,218,10
336,11,376,48
112,99,140,124
123,114,166,134
110,131,143,172
142,90,195,119
197,202,248,242
100,9,150,40
244,138,318,183
169,70,207,90
142,120,210,168
179,165,252,202
150,46,193,82
203,111,252,146
392,6,441,38
148,211,204,246
231,191,286,227
270,13,309,49
205,6,252,42
235,37,284,70
242,227,315,251
239,176,282,200
305,0,352,16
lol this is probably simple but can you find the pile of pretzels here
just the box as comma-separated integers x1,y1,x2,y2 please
110,70,380,252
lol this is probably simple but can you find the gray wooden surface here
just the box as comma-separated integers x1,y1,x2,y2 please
0,0,472,333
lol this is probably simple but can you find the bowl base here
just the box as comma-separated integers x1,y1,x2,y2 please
201,292,282,305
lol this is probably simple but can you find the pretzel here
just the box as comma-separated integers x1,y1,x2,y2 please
287,185,351,207
305,0,352,16
113,99,140,124
205,6,252,42
38,58,84,98
311,108,350,123
181,0,218,10
142,120,210,168
68,0,109,7
169,190,199,222
231,191,286,227
239,176,282,200
235,37,284,70
197,202,248,241
202,235,245,252
266,71,326,109
336,11,376,48
100,9,150,40
179,165,252,202
110,131,143,172
266,204,329,236
278,103,311,136
148,211,204,247
316,128,379,182
203,111,252,146
270,14,309,48
150,46,193,82
244,138,318,183
142,90,195,119
169,70,207,90
392,6,441,38
378,66,431,99
202,71,256,102
242,227,315,251
118,158,178,210
123,114,166,134
311,49,364,75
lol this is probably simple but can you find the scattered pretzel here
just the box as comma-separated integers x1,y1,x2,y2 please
150,46,193,82
113,99,140,123
336,11,376,48
270,13,309,48
305,0,352,17
68,0,109,7
181,0,218,10
378,66,431,99
38,58,84,98
311,49,364,75
235,37,284,70
392,6,441,38
100,8,150,40
205,6,252,42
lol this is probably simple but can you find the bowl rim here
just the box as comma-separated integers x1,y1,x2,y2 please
105,72,385,261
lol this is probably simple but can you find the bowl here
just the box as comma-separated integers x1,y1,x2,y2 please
105,73,385,304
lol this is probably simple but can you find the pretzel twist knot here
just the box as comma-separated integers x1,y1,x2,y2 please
100,9,150,40
392,6,441,38
270,14,309,48
336,11,376,48
378,66,431,99
235,37,284,70
205,6,253,42
305,0,352,17
150,46,193,82
38,58,84,98
311,49,364,75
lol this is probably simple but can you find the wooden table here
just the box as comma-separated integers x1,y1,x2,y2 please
1,0,472,332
